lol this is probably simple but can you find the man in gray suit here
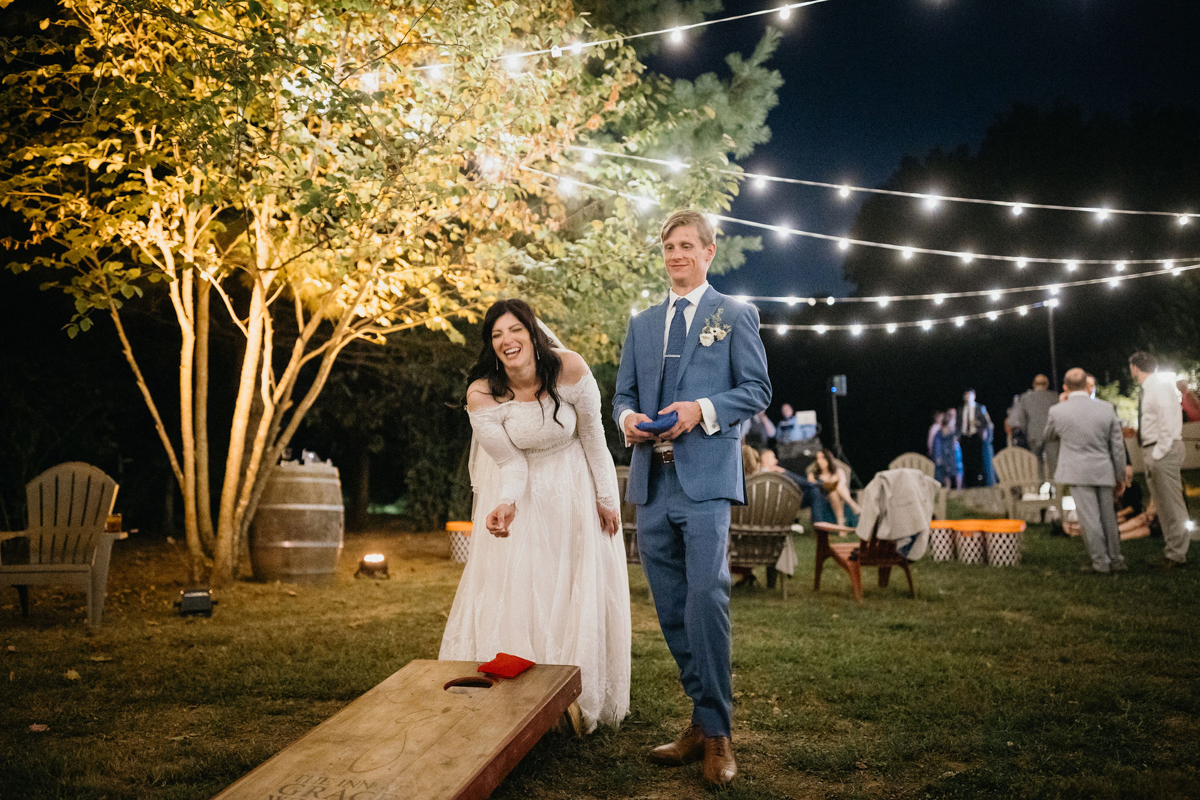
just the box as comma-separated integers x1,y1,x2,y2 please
1044,368,1127,573
1018,374,1059,478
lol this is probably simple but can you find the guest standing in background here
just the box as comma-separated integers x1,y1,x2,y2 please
927,411,945,458
1018,374,1060,479
1130,351,1189,568
1178,378,1200,422
932,409,962,491
958,389,995,487
1043,368,1127,574
743,409,776,450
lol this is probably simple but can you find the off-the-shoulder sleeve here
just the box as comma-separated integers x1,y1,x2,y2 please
468,406,528,506
561,373,621,513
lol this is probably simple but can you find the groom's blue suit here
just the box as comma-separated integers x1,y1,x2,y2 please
614,285,771,738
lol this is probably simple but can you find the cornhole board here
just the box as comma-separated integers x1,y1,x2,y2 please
211,660,581,800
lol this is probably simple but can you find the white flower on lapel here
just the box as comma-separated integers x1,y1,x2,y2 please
699,308,731,347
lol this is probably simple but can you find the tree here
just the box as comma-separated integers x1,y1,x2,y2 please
1,0,780,583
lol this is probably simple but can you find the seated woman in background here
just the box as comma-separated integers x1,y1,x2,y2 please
806,449,860,527
759,449,840,527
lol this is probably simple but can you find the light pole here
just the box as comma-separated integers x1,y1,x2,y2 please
1047,302,1058,389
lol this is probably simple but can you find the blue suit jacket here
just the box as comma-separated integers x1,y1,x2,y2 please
613,286,772,504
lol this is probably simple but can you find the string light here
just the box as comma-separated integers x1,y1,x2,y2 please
837,238,850,251
779,5,793,20
570,146,1199,222
959,252,974,264
754,176,769,191
901,247,914,260
924,194,942,211
776,324,788,335
850,324,864,336
954,316,966,327
1016,258,1028,269
986,311,999,321
1066,260,1078,272
1114,261,1126,272
515,167,1200,308
886,323,897,334
641,289,650,297
406,0,834,74
1018,306,1028,316
769,301,1055,334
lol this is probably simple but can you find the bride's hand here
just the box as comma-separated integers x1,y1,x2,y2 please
597,502,620,537
486,503,516,538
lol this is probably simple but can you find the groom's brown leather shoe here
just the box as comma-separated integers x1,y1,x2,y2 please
702,736,737,785
648,723,706,765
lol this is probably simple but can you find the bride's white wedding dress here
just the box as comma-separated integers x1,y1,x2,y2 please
438,371,631,732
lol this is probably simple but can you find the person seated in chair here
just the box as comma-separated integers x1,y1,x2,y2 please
759,449,841,527
805,449,861,527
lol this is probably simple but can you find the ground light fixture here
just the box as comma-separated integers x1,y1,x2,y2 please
175,588,217,617
356,553,390,579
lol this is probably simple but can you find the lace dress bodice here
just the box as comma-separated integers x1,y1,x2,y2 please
468,372,620,512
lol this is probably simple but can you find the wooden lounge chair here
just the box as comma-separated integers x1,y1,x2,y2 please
729,473,802,599
992,446,1062,523
812,521,915,603
888,452,947,519
0,462,121,627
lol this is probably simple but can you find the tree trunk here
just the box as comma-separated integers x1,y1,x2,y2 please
212,280,266,585
175,270,203,582
349,443,371,531
194,278,216,552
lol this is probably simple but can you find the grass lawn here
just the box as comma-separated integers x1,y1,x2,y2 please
2,524,1199,799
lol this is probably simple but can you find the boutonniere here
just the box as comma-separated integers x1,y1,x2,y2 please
699,308,732,347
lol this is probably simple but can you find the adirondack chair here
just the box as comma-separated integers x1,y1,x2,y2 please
992,446,1062,523
0,463,121,627
614,466,639,564
729,472,802,599
888,452,947,519
812,521,915,603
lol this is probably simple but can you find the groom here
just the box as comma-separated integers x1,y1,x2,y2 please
614,210,771,785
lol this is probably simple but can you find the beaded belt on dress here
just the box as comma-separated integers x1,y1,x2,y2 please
526,439,576,460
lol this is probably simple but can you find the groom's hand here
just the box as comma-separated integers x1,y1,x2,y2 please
623,413,658,444
658,401,703,441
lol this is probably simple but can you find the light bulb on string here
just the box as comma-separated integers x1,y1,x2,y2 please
669,27,684,44
503,54,522,72
959,252,974,265
954,317,965,327
850,324,864,336
559,177,576,196
989,290,1001,303
637,196,654,212
876,297,890,308
1164,260,1175,270
735,295,749,303
785,296,799,306
987,311,999,321
814,325,827,335
837,238,850,251
1010,204,1025,217
826,296,836,306
428,64,445,81
1016,258,1028,269
901,247,914,261
776,325,788,336
886,323,897,334
923,193,942,212
571,41,584,56
779,4,793,20
1094,208,1110,222
641,289,650,298
838,185,851,200
630,306,639,316
1066,261,1078,272
933,294,945,305
1180,215,1192,226
1048,285,1060,296
920,320,933,331
753,176,768,191
1048,298,1060,308
1114,261,1126,272
1017,306,1028,316
1108,278,1121,288
582,149,596,163
775,223,791,241
807,298,817,307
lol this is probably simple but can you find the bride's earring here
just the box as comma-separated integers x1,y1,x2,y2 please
495,353,500,371
535,347,540,362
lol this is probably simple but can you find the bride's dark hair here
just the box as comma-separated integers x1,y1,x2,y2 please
467,299,564,425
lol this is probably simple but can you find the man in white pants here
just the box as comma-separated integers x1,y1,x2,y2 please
1044,368,1127,573
1129,351,1190,568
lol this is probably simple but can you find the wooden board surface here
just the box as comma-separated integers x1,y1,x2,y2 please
212,660,581,800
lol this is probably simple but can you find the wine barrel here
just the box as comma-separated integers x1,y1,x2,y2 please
249,462,344,583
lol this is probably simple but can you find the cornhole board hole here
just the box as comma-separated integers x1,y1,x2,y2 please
211,660,581,800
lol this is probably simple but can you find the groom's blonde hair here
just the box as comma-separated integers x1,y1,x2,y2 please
660,209,715,248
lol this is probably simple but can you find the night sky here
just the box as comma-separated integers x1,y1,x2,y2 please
640,0,1200,472
649,0,1200,296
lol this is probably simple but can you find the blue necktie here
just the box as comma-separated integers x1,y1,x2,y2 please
658,297,690,413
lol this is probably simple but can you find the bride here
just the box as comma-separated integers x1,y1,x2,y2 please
438,299,631,733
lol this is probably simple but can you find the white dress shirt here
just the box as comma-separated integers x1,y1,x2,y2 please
963,400,977,436
1140,371,1183,461
619,282,720,445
